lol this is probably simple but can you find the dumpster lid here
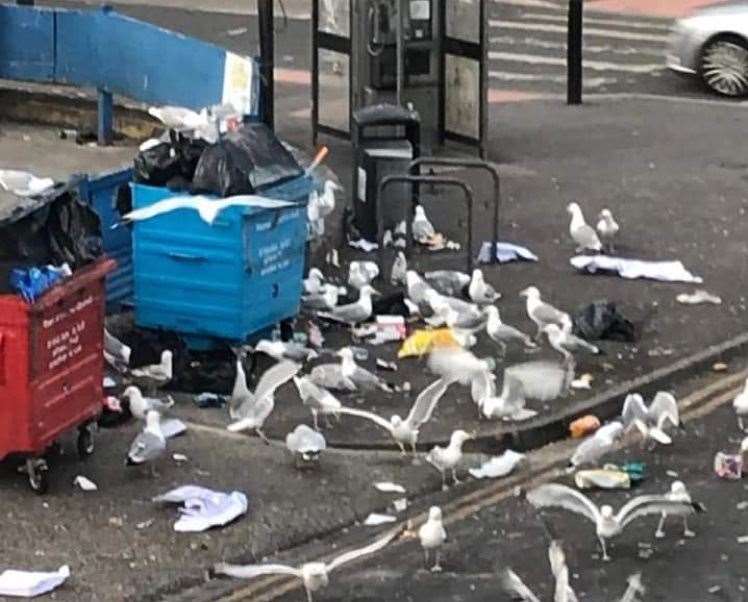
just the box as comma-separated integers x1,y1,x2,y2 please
0,177,82,224
353,104,421,128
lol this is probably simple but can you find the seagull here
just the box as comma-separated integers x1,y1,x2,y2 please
335,378,453,455
596,208,619,252
475,361,571,421
619,573,646,602
286,425,327,463
125,410,166,474
148,105,207,130
227,360,302,440
391,251,407,286
406,270,437,307
122,386,174,419
527,483,705,561
253,340,319,363
567,202,602,253
302,285,342,311
348,261,379,289
548,539,579,602
293,376,342,430
423,270,470,297
104,329,131,372
427,347,494,385
413,204,436,243
213,525,405,602
655,481,700,539
543,324,600,360
622,392,682,447
426,429,475,489
128,350,173,392
501,568,541,602
570,421,624,469
303,268,326,294
424,290,485,331
733,377,748,431
520,286,573,340
121,195,294,226
418,506,447,572
468,269,500,304
318,285,379,325
484,306,536,355
309,347,389,392
307,181,339,236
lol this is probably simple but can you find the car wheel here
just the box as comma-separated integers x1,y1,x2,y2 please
700,36,748,97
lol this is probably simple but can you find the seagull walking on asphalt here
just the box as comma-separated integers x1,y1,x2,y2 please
424,290,485,331
733,377,748,431
520,286,572,340
302,285,342,311
310,347,389,392
655,481,699,539
543,324,600,360
128,350,173,392
318,285,379,325
293,376,342,430
426,429,475,490
125,410,166,475
334,378,454,455
567,202,603,253
622,392,682,448
413,204,436,243
527,483,705,561
227,360,302,440
484,306,536,355
418,506,447,572
214,525,404,602
424,270,470,297
123,386,185,439
468,269,500,304
570,421,624,469
253,339,319,363
596,208,620,252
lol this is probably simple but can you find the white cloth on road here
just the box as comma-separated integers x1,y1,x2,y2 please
0,565,70,598
570,255,702,284
477,241,539,264
153,485,248,533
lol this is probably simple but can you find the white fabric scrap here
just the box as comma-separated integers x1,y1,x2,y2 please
0,565,70,598
570,255,703,284
363,513,397,526
153,486,248,533
477,241,539,264
374,482,406,494
349,239,379,253
0,170,54,198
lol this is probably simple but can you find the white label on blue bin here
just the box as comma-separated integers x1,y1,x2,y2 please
257,238,294,276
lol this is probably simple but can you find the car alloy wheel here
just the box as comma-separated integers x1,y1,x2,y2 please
701,38,748,97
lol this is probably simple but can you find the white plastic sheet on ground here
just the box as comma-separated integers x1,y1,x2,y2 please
0,565,70,597
570,255,703,284
153,485,248,532
476,241,539,264
0,170,54,197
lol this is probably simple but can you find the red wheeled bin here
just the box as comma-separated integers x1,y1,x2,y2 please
0,258,115,493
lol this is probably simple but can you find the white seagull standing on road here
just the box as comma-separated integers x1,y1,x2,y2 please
485,306,537,355
468,269,500,304
125,410,167,475
655,481,699,539
596,208,620,252
318,285,378,325
418,506,447,572
426,430,475,490
567,202,603,253
413,204,436,243
520,286,573,340
622,392,682,448
527,483,705,561
293,376,342,430
570,421,624,469
543,323,600,360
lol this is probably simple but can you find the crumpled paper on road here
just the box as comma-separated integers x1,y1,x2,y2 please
570,255,702,283
0,565,70,597
477,241,539,264
153,485,248,532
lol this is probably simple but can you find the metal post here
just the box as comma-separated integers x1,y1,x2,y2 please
567,0,583,105
16,0,34,5
97,88,113,146
395,0,404,107
258,0,275,128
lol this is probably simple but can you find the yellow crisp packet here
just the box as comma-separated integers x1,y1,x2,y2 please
397,329,461,358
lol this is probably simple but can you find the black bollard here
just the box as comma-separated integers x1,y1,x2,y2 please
567,0,583,105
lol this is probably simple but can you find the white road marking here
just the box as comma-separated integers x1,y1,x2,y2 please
489,35,666,57
491,0,564,9
519,12,673,32
489,50,664,73
488,70,616,88
488,19,670,43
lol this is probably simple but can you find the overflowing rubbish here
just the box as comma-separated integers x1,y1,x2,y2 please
153,485,248,532
677,289,722,305
572,300,636,343
0,169,55,197
570,255,703,283
0,565,70,598
476,241,539,264
9,263,71,303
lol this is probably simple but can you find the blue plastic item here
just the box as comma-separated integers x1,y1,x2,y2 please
9,265,68,303
131,176,311,350
78,167,134,310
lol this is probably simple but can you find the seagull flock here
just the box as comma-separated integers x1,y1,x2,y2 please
101,197,724,601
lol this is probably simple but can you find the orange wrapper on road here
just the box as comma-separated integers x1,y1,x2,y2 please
569,415,601,439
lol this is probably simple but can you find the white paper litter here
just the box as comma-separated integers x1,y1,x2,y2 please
570,255,702,284
153,486,248,533
0,169,55,198
374,482,406,494
571,374,593,390
161,418,188,439
737,535,748,544
392,498,408,513
0,565,70,598
468,450,525,480
73,475,97,491
676,290,722,305
348,238,379,253
477,241,539,264
172,453,189,463
363,513,397,526
103,376,116,388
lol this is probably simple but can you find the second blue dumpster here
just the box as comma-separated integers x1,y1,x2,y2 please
130,176,311,349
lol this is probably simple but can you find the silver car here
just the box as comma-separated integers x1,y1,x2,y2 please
667,2,748,97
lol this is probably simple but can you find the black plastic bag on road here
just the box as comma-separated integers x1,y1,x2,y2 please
572,300,636,343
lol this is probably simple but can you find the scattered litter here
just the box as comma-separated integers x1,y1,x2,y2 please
570,255,702,284
73,475,98,491
648,347,674,357
355,316,407,345
713,362,728,372
0,565,70,598
161,418,188,439
738,535,748,544
677,290,722,305
477,241,539,264
376,358,398,372
153,486,248,533
737,501,748,510
714,451,743,480
193,392,227,409
226,26,248,36
103,376,117,388
469,450,525,480
572,300,636,343
398,329,461,358
571,374,593,390
172,453,189,463
708,585,722,594
569,415,600,439
348,238,378,253
666,470,679,478
136,519,154,530
575,468,631,490
363,513,397,526
374,482,406,494
393,498,408,513
0,169,55,197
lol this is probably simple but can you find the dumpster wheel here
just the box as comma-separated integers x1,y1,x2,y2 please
26,459,49,495
77,424,95,459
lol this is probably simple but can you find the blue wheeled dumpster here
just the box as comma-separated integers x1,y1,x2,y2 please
130,176,311,350
77,167,134,310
